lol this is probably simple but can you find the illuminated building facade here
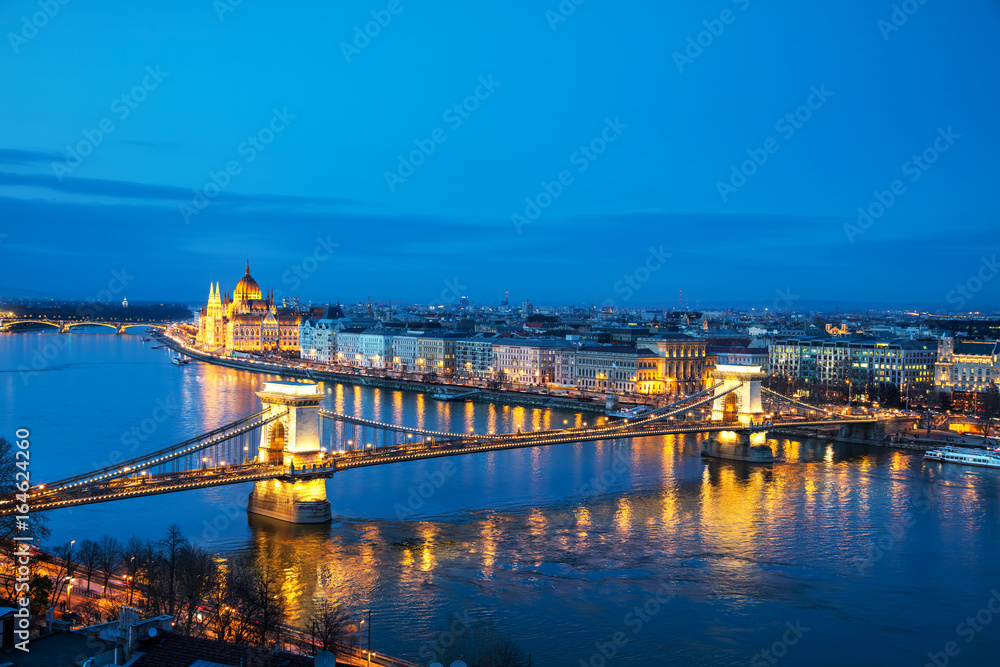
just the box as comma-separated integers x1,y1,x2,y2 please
574,345,662,394
935,337,1000,409
637,334,707,395
196,261,301,353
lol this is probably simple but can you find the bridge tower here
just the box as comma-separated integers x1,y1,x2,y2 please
705,364,772,462
247,380,331,523
710,364,766,424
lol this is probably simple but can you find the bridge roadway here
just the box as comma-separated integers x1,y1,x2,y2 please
0,319,171,332
13,416,873,513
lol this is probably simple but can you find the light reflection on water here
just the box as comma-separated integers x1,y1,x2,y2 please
3,333,1000,665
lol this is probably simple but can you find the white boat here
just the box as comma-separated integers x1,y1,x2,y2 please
171,356,190,366
924,445,1000,469
608,405,654,419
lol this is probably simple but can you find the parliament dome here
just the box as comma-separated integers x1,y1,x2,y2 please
234,260,262,302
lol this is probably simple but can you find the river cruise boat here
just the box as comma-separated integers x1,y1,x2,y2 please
608,405,654,419
924,445,1000,469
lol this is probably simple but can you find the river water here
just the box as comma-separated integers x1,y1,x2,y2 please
3,332,1000,666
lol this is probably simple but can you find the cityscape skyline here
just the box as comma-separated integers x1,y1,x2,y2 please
2,0,999,307
6,1,1000,664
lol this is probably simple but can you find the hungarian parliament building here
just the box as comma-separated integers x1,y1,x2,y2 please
195,261,301,352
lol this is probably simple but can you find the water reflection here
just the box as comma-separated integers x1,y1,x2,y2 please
5,334,1000,665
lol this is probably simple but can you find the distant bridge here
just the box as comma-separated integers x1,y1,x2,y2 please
2,378,876,521
0,318,171,334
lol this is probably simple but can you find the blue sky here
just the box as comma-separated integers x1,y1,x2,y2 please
1,0,997,310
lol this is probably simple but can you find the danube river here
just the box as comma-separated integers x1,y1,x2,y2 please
4,332,1000,665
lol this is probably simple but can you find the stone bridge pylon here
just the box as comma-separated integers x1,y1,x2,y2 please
247,381,332,523
704,364,774,463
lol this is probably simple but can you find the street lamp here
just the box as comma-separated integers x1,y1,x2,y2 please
359,609,372,667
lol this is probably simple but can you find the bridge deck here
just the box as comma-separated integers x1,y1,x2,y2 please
11,417,873,513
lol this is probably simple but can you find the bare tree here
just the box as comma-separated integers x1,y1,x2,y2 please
205,560,233,642
49,541,78,606
159,524,188,617
97,536,122,597
433,619,528,667
176,545,218,635
121,536,145,605
0,436,50,605
77,539,101,599
979,381,1000,439
227,553,286,647
306,599,355,651
141,538,168,615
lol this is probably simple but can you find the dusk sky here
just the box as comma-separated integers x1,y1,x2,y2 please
2,0,998,309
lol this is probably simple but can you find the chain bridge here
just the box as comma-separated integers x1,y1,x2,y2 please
4,371,875,523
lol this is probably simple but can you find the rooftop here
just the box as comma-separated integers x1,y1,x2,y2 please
132,634,314,667
579,345,659,356
0,629,117,667
954,340,999,356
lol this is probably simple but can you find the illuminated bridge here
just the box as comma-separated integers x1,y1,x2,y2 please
0,318,172,334
4,376,875,523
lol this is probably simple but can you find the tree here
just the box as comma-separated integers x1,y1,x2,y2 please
121,536,145,605
28,573,52,615
0,435,50,543
159,524,188,617
140,538,168,615
978,381,1000,439
0,436,50,609
227,553,286,647
433,619,528,667
97,536,122,597
49,541,78,607
205,560,233,642
306,599,355,651
77,539,101,599
176,545,218,635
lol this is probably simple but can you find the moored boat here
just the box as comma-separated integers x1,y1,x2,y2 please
924,445,1000,469
608,405,654,419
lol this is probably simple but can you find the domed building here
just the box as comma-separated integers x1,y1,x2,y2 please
196,261,301,353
